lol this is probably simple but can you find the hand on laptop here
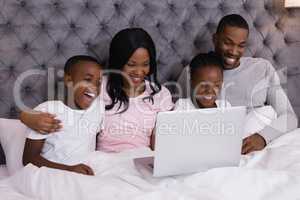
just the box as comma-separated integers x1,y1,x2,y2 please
242,133,266,154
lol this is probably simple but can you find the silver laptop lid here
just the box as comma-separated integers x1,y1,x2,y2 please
153,106,246,177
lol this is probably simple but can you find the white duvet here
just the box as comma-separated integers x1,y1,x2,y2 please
0,126,300,200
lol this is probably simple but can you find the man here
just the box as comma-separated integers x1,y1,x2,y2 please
177,14,298,154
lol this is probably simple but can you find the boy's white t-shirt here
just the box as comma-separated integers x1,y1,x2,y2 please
27,96,104,165
174,98,231,110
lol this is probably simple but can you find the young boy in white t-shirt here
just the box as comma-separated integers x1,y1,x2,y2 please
23,55,104,176
175,52,230,110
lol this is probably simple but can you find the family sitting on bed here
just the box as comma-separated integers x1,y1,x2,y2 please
20,14,298,176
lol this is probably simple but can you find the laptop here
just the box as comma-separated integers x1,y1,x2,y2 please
134,106,246,177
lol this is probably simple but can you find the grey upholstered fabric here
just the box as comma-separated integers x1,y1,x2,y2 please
0,0,299,164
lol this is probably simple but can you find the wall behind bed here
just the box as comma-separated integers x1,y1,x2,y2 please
0,0,299,164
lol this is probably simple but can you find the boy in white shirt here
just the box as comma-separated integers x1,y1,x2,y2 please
23,55,104,176
175,52,230,110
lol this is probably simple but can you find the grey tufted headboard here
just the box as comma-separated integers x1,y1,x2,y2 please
0,0,299,164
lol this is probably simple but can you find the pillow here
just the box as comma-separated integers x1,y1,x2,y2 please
243,106,277,138
0,118,28,175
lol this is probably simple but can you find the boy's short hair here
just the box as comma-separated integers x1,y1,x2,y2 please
216,14,249,34
189,52,223,79
64,55,101,75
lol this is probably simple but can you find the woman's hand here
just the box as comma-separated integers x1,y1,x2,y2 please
68,164,95,176
150,131,155,151
20,111,62,134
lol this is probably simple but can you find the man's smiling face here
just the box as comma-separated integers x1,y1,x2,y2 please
213,26,248,70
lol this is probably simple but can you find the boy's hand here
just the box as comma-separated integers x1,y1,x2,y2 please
242,133,266,154
68,164,95,176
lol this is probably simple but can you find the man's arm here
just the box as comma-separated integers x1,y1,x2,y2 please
242,62,298,154
259,64,298,143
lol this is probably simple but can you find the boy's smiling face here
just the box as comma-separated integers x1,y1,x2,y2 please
191,65,223,108
64,61,102,109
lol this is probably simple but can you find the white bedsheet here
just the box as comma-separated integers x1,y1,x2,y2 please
1,128,300,200
0,165,9,180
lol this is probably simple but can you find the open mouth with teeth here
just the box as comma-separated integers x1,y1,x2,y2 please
74,87,98,109
197,95,216,101
195,95,217,108
79,89,97,106
128,75,144,85
202,95,214,100
223,56,239,66
83,91,96,99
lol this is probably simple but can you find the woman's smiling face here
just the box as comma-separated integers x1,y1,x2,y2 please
122,48,150,91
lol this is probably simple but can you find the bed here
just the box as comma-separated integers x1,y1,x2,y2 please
0,0,300,199
0,128,300,200
0,107,300,200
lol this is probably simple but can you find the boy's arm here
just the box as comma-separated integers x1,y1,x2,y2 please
23,139,94,175
23,138,70,170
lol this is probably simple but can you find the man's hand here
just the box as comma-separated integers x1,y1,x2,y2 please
242,133,266,154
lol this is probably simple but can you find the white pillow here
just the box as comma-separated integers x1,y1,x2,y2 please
244,106,277,138
0,118,28,175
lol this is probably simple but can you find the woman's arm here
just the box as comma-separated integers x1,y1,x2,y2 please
20,111,62,134
23,139,94,175
150,131,155,151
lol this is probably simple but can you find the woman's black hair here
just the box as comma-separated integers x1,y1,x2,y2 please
190,51,223,80
105,28,161,113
